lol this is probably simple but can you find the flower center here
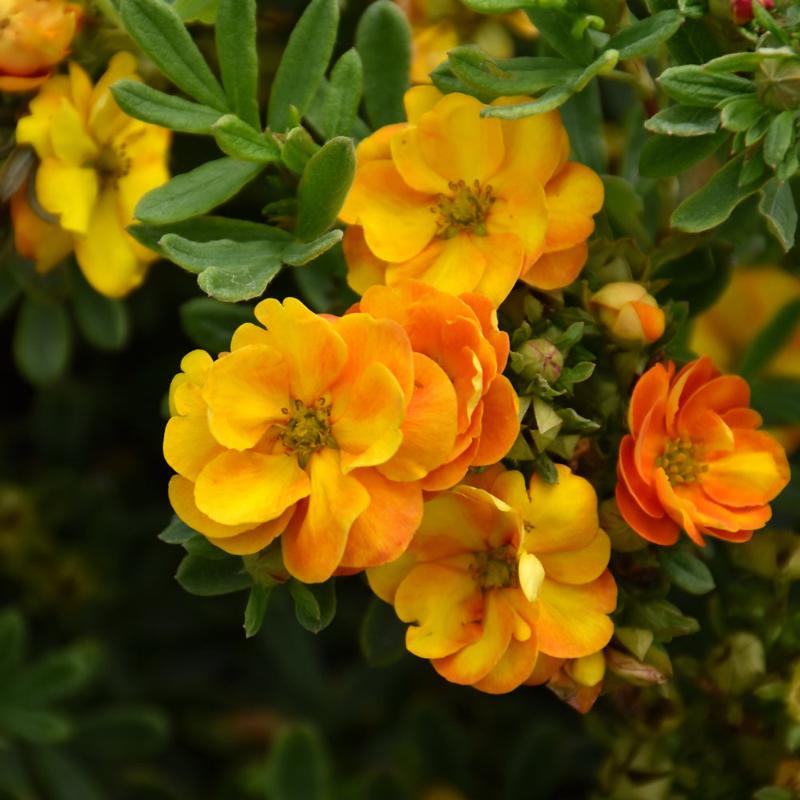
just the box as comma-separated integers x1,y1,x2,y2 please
471,545,519,591
656,436,707,485
432,179,495,238
278,397,335,468
94,142,134,187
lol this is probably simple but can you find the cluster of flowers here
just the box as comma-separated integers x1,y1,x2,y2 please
163,87,790,697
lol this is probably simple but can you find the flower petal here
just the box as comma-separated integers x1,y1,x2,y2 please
281,449,370,583
471,375,519,465
542,162,604,251
520,241,587,291
208,507,293,555
615,480,679,545
537,571,616,659
36,157,98,235
395,560,483,659
472,634,539,694
340,468,423,568
342,225,388,295
163,414,223,481
194,450,310,525
488,175,548,258
537,529,610,585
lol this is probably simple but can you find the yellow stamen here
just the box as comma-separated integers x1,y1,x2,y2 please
431,179,495,238
656,435,708,485
471,545,519,591
277,397,335,468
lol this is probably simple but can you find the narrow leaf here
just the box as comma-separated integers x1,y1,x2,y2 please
645,105,720,137
658,65,754,107
658,548,715,595
527,6,594,65
175,553,252,596
763,110,795,169
120,0,228,110
211,115,281,162
268,0,339,131
283,230,343,266
295,137,355,241
13,297,71,386
71,266,128,351
216,0,260,128
356,0,412,127
158,516,198,545
758,177,798,252
739,297,800,378
111,80,221,134
134,158,264,224
244,585,272,638
607,10,684,60
639,131,726,178
320,49,363,139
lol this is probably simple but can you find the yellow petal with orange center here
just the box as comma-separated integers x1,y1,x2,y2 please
543,162,604,251
367,551,418,604
194,450,310,526
537,571,617,658
488,174,548,258
432,591,514,685
472,634,539,694
208,507,293,555
254,298,348,406
521,242,587,291
36,156,98,235
340,468,423,569
74,188,148,297
379,353,459,482
9,189,73,272
332,362,406,473
395,558,483,659
537,529,611,585
163,414,223,482
281,449,370,582
202,345,290,450
340,160,437,262
471,232,527,306
471,375,519,466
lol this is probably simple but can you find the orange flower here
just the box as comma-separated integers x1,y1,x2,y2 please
0,0,81,92
353,281,519,490
340,86,604,306
590,282,665,347
616,357,790,546
164,298,443,583
368,466,616,694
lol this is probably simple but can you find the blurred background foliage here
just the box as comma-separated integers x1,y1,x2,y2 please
0,0,799,798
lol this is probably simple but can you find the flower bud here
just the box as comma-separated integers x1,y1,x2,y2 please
590,282,665,347
565,650,606,687
730,0,773,25
0,1,81,92
515,338,563,383
757,55,800,111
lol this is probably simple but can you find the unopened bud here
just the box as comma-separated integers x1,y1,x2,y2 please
565,650,606,687
516,338,563,383
731,0,774,25
590,282,665,347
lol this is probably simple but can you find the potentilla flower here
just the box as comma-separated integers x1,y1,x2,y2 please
11,54,170,297
353,281,519,490
163,297,475,584
590,282,665,347
368,466,616,694
616,357,790,547
340,86,604,307
0,0,81,92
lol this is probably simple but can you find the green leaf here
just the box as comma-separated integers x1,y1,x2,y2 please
658,65,754,107
215,0,259,128
159,235,286,302
129,215,290,254
482,50,619,119
658,548,715,595
13,297,71,386
763,110,796,169
644,105,720,137
526,6,594,66
180,297,253,352
72,707,169,759
630,599,700,642
639,131,726,178
175,553,252,596
211,115,281,162
295,137,355,241
134,158,264,224
158,516,198,545
110,80,221,134
289,579,336,634
758,177,797,252
268,0,339,131
671,154,764,232
719,95,766,133
120,0,228,111
283,230,343,266
0,708,71,744
320,49,363,139
606,10,683,60
356,0,412,127
280,126,321,175
751,378,800,426
739,297,800,378
16,647,94,705
266,725,330,800
244,585,272,638
448,49,580,99
561,82,607,173
359,597,406,667
71,266,128,351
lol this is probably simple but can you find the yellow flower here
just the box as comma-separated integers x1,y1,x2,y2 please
590,281,665,347
0,0,81,92
368,465,616,693
340,87,604,307
11,53,171,298
163,297,477,584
